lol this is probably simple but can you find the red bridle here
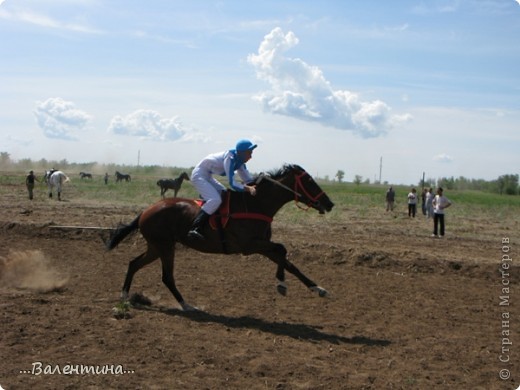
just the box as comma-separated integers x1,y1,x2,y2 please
293,172,325,211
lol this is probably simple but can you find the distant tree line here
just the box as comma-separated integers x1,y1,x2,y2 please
0,152,190,178
417,174,519,195
351,170,519,195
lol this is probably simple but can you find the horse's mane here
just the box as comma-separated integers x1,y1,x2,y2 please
253,164,304,183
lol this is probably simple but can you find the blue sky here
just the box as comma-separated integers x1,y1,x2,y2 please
1,0,519,184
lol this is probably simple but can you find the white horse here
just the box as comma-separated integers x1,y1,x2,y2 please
48,171,70,201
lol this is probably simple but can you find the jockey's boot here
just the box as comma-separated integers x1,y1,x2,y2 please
187,210,210,240
58,192,61,201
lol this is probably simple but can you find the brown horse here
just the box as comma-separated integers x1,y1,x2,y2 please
105,164,334,311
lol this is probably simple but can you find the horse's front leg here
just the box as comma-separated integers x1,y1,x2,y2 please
122,251,158,301
258,242,328,298
158,246,197,311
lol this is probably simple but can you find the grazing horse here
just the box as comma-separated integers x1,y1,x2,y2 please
79,172,93,179
48,170,70,201
156,172,190,198
106,164,334,311
115,171,131,182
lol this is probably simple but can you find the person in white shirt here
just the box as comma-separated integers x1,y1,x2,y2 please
432,187,452,237
407,188,417,218
188,139,258,239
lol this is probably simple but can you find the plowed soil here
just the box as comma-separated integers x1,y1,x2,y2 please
0,183,518,389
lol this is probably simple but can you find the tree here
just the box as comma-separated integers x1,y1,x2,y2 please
335,170,345,183
354,175,362,185
497,174,519,195
0,152,11,167
438,176,455,190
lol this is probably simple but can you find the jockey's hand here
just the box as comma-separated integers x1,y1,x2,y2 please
245,185,257,196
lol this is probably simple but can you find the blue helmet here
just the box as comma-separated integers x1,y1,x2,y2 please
235,139,257,152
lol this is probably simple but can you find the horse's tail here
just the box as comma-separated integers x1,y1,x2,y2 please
105,213,141,250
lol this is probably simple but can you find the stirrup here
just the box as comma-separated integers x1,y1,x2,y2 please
188,229,205,240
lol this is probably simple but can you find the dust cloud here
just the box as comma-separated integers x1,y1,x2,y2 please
0,250,68,292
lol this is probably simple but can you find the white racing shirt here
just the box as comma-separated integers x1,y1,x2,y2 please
191,150,253,192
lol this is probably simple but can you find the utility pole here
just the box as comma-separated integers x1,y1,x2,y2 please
379,156,382,184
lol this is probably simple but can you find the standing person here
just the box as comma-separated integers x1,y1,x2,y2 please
25,170,38,200
432,187,452,238
188,139,258,240
407,188,417,218
385,186,395,212
425,187,434,218
104,172,109,185
421,188,427,215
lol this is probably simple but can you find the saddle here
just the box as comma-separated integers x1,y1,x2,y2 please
195,191,273,230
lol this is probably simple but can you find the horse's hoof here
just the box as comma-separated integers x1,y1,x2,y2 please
181,303,198,311
310,286,328,298
277,282,287,296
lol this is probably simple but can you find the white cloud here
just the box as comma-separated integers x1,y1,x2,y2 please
386,23,409,32
247,27,411,138
433,153,454,163
0,4,102,34
34,97,91,141
107,109,186,141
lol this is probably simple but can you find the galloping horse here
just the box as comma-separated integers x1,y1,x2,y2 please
79,172,93,179
156,172,190,198
115,171,131,182
48,170,70,201
106,164,334,311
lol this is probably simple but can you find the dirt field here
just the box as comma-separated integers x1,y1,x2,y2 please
1,183,518,389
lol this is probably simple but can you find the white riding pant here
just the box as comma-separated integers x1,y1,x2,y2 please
191,174,226,215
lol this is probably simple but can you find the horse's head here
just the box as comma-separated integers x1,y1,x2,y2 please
261,164,334,214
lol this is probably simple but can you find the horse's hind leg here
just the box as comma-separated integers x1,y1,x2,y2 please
157,244,194,311
261,242,328,298
121,250,159,301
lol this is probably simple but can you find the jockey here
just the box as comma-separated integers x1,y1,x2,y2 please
188,139,258,239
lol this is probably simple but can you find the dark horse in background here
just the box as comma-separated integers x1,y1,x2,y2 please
157,172,190,198
115,171,131,182
79,172,93,179
106,164,334,311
